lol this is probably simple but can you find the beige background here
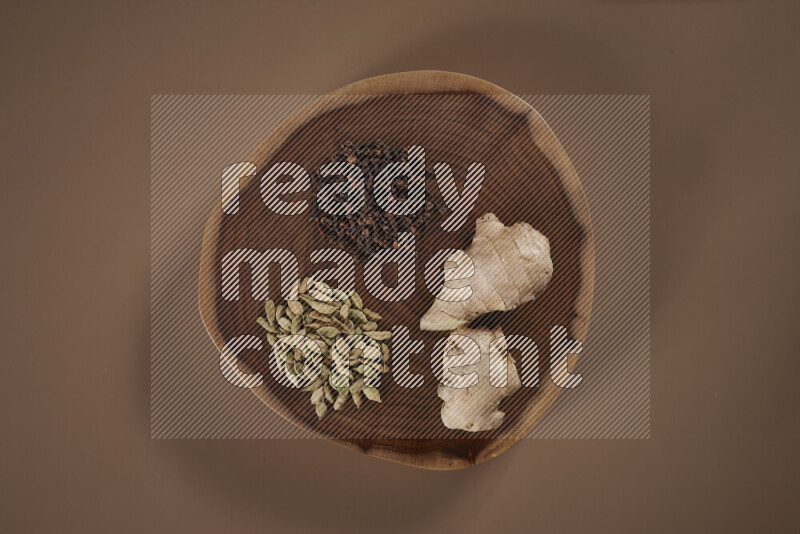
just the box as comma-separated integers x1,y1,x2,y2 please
1,1,798,533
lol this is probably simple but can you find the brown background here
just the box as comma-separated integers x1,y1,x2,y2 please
1,1,798,533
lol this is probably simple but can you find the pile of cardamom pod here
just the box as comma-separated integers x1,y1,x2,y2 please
256,277,391,419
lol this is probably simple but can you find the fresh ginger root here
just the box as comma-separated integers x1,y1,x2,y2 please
420,213,553,331
438,325,522,431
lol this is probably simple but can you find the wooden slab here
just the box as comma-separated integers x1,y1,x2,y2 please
198,71,594,469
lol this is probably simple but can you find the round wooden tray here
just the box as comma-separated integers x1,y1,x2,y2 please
199,71,594,469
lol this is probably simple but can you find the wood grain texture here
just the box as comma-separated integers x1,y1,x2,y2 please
198,71,594,469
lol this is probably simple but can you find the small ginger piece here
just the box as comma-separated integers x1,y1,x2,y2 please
438,326,521,432
420,213,553,331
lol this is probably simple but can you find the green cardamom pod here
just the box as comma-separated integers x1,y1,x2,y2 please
362,308,382,321
287,300,304,316
302,377,324,392
351,390,363,408
323,383,335,403
349,378,365,394
348,309,367,324
316,326,339,338
308,300,337,315
364,330,391,341
277,317,292,332
362,387,381,403
264,300,276,323
333,392,348,411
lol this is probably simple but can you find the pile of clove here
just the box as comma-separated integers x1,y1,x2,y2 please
311,141,445,260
